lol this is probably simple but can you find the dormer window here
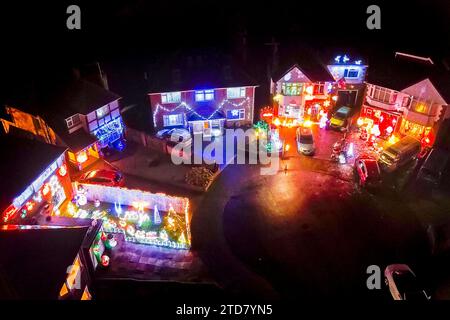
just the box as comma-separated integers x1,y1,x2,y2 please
195,90,214,102
66,114,81,129
227,87,246,99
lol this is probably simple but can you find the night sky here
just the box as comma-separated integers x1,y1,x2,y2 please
0,0,448,65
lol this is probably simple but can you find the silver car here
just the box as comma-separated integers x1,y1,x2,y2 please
296,127,315,156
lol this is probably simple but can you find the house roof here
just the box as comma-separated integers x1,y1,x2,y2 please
147,49,258,93
271,45,335,83
366,52,450,103
0,135,67,213
0,226,90,299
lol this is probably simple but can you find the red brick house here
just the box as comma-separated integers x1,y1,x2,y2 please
148,52,258,137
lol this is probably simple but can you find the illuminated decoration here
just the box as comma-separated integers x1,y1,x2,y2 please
105,234,117,249
33,193,42,204
323,100,331,107
114,201,122,215
339,153,346,164
154,205,161,225
342,55,350,63
76,151,88,164
334,55,341,63
25,201,34,212
58,164,67,177
285,144,290,152
303,120,313,128
132,201,148,214
94,117,125,148
126,225,136,236
94,199,101,208
355,60,362,65
347,143,354,158
159,230,169,241
2,205,19,223
387,135,399,146
357,117,364,127
77,194,87,206
273,118,281,127
305,85,314,95
386,126,393,134
101,255,110,267
332,96,338,101
319,114,328,129
153,97,250,128
42,183,50,196
371,124,381,137
68,203,76,216
273,94,283,102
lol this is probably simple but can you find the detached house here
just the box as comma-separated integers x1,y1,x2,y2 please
148,52,258,137
361,52,450,144
270,55,335,125
1,76,123,171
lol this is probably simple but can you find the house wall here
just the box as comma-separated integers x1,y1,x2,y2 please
149,86,256,130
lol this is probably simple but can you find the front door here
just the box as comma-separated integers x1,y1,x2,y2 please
203,121,211,137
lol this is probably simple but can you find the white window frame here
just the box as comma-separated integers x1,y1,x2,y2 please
371,86,393,104
161,92,181,104
226,109,245,120
163,113,184,127
344,68,359,79
195,90,215,102
226,87,246,99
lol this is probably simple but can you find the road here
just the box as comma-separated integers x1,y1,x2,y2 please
191,126,432,300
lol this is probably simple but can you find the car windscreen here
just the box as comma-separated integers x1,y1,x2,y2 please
299,135,313,144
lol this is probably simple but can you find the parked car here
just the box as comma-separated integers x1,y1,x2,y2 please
354,155,382,188
417,148,449,186
296,127,315,155
165,128,192,160
79,169,125,187
329,106,352,131
384,264,431,301
378,136,421,172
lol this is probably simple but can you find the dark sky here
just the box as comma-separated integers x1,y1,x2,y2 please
0,0,448,65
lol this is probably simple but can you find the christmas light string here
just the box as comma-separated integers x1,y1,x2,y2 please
153,97,250,127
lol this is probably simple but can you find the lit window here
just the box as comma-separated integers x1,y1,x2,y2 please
195,90,214,102
281,83,302,96
314,83,325,95
163,114,184,127
161,92,181,104
344,68,359,78
226,109,245,120
66,114,81,129
227,87,246,99
96,105,109,119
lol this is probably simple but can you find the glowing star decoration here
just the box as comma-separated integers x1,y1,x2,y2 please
343,55,350,63
154,205,161,225
231,109,239,117
386,126,393,134
323,100,331,107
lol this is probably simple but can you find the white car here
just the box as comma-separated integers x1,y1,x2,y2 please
384,264,431,300
296,127,315,156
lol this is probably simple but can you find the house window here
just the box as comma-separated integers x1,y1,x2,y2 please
226,109,245,120
161,92,181,104
371,86,393,104
281,83,302,96
66,114,81,129
314,83,325,95
163,114,184,127
195,90,214,102
411,99,430,114
344,68,359,78
96,105,109,119
227,87,246,99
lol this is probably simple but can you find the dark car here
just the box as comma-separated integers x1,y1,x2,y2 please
79,169,125,187
354,155,382,188
417,148,449,186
